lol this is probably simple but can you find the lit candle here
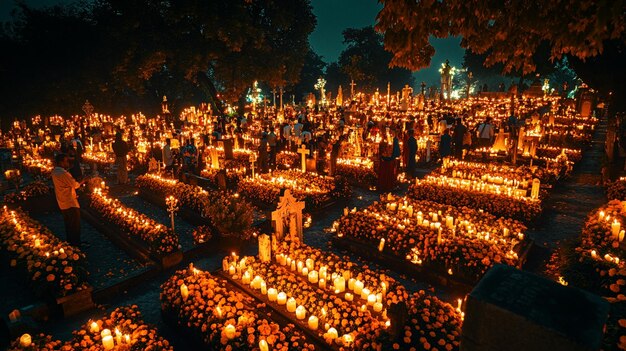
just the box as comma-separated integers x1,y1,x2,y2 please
308,270,319,284
373,302,383,312
354,280,364,295
306,258,314,271
361,288,370,300
326,327,338,340
297,261,304,273
348,278,355,290
302,267,309,277
268,288,278,302
378,238,385,252
19,334,31,347
102,335,114,350
334,277,346,292
259,340,269,351
612,220,621,239
228,264,236,275
242,271,251,284
180,283,189,301
276,292,288,306
261,281,267,295
287,297,297,312
367,294,377,305
124,334,130,344
319,278,326,289
34,239,41,247
101,329,111,338
296,305,306,319
90,321,100,333
224,324,236,339
115,328,122,345
308,315,319,330
345,292,354,301
446,216,454,228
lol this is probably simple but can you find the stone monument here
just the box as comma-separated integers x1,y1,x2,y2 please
270,189,305,243
461,265,608,351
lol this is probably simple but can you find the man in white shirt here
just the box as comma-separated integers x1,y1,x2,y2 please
51,153,85,246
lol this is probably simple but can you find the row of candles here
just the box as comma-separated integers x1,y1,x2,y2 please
418,175,540,200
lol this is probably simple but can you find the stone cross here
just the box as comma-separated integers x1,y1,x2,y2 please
249,153,257,178
297,144,310,172
271,189,305,243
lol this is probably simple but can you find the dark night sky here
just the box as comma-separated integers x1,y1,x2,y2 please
1,0,466,87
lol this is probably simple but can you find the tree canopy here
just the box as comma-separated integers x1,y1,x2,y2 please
376,0,625,75
326,26,414,94
0,0,316,122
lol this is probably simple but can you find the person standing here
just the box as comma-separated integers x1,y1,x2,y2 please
162,138,173,172
440,128,452,159
267,127,277,168
476,117,495,161
406,129,418,178
51,153,85,247
112,131,129,184
258,133,269,173
453,118,467,159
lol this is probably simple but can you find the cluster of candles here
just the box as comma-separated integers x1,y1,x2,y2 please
418,175,536,200
88,322,132,350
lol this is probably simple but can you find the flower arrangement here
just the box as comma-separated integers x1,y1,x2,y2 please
608,178,626,201
336,158,377,186
0,207,88,297
8,305,173,351
4,180,50,204
277,151,299,168
161,265,315,350
192,226,213,245
88,188,179,255
546,200,626,301
135,174,254,237
408,176,542,223
237,170,351,208
22,154,53,178
335,194,526,282
439,159,553,185
200,159,247,186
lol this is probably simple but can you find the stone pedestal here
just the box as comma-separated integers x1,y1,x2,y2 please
461,265,609,351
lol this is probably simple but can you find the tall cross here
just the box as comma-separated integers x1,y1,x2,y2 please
297,144,310,172
350,80,356,98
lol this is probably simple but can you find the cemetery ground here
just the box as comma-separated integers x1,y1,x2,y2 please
0,115,612,350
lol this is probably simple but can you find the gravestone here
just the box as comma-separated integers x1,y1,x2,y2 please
297,144,310,172
258,234,271,262
491,130,509,152
220,139,234,160
461,265,609,351
271,189,305,243
209,147,220,169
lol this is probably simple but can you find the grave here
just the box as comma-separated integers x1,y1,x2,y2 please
270,189,305,244
461,265,609,351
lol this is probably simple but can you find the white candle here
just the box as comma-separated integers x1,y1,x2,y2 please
612,220,621,239
268,288,278,302
261,281,267,295
228,264,235,275
90,321,100,333
354,280,364,295
296,305,306,319
242,271,251,284
277,292,287,305
345,293,354,301
259,340,269,351
287,297,297,312
319,278,326,289
180,283,189,301
19,334,31,347
101,329,111,338
308,270,319,284
378,238,385,252
361,288,370,300
348,278,355,290
102,335,114,350
367,294,377,305
224,324,236,339
373,302,383,312
326,327,338,340
308,315,319,330
334,277,346,292
297,261,304,273
302,267,309,277
306,258,314,271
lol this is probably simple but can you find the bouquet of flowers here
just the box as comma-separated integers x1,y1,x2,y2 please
0,208,88,297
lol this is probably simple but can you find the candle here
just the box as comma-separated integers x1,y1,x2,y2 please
308,270,319,284
296,305,306,319
224,324,236,339
381,281,387,297
367,293,377,305
259,340,269,351
326,327,338,340
345,292,354,301
90,321,100,333
354,280,364,295
101,329,111,338
124,334,130,344
446,216,454,228
319,278,326,289
228,264,235,275
361,288,370,300
302,267,309,277
180,283,189,301
308,315,319,330
19,334,31,347
373,302,383,312
34,239,41,247
297,261,304,273
277,292,287,305
612,220,621,239
306,258,314,271
348,278,355,290
334,277,346,292
261,281,267,295
378,238,385,252
102,335,114,350
268,288,278,302
115,328,122,345
242,271,251,284
287,297,297,312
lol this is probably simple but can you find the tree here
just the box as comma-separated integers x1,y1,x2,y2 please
289,48,326,103
333,26,414,93
376,0,625,110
